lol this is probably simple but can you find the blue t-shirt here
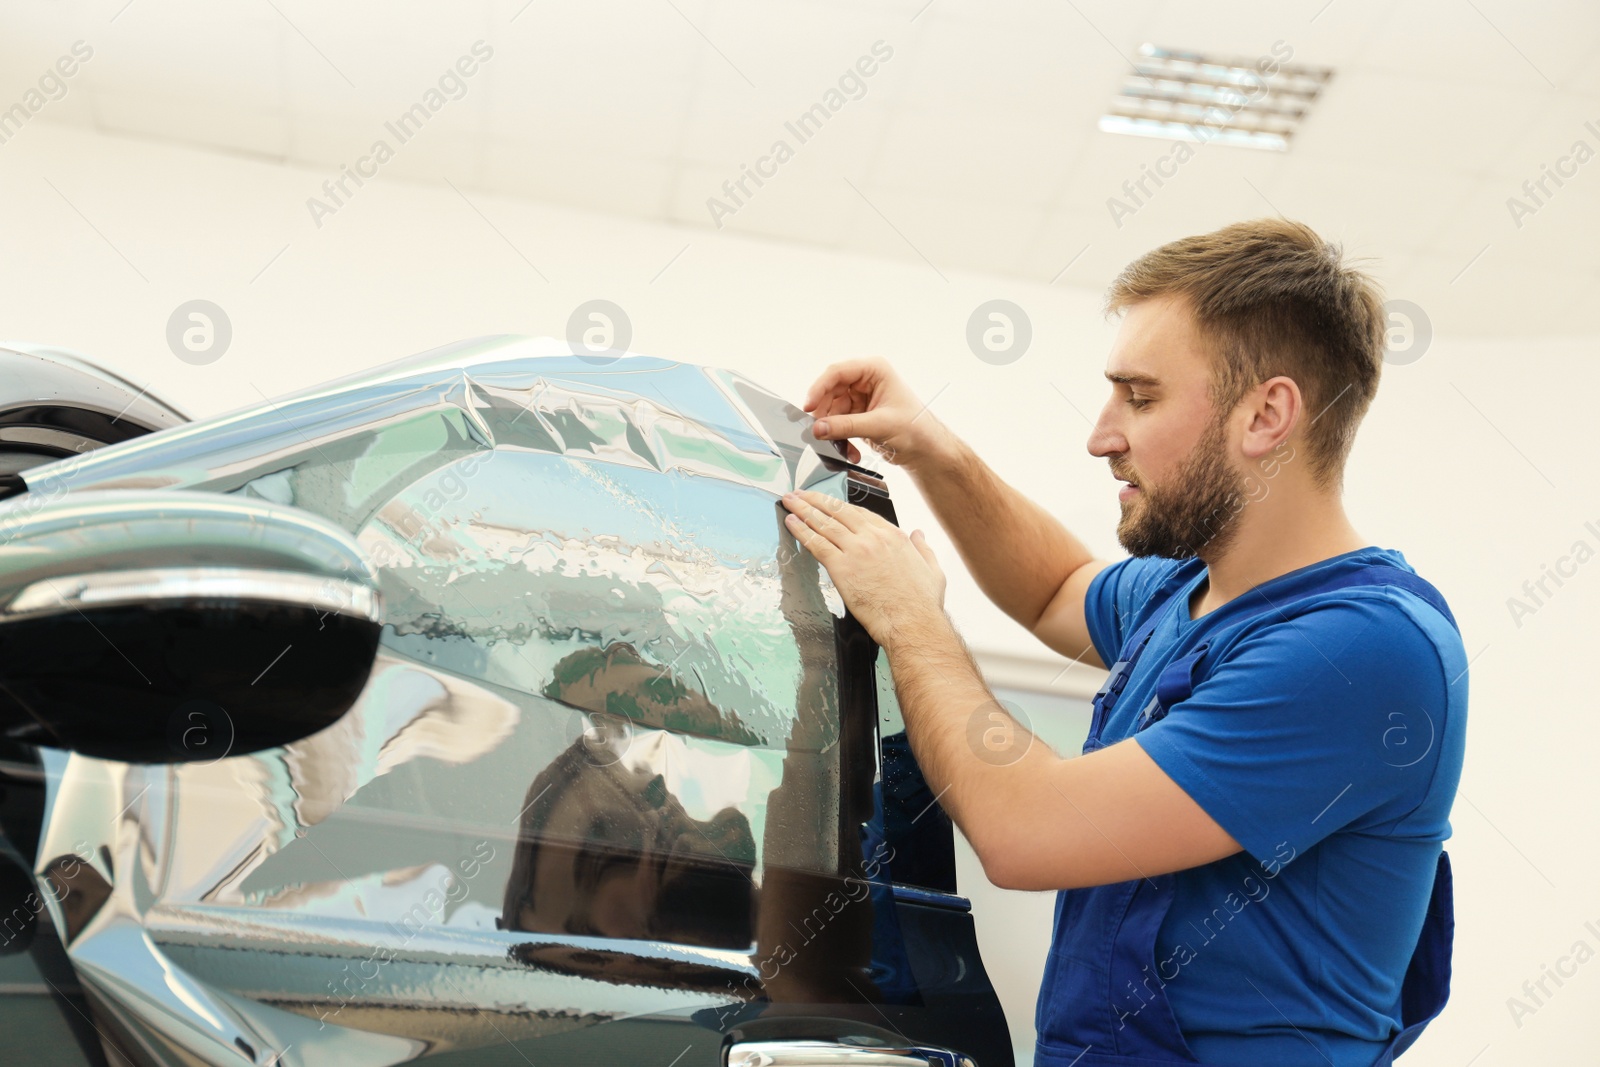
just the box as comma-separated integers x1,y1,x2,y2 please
1077,546,1468,1067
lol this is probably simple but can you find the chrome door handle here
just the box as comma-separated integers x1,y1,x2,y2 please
727,1039,976,1067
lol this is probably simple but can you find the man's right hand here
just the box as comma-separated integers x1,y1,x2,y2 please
806,359,1105,667
802,358,946,471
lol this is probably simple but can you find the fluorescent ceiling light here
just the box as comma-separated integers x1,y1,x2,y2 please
1100,44,1334,151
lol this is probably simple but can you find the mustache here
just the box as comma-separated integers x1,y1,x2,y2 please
1109,463,1139,484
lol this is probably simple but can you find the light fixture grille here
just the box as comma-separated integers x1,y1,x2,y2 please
1100,44,1334,151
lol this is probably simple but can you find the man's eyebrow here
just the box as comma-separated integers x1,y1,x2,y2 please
1105,371,1161,387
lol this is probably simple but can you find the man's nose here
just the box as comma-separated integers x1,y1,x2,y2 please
1086,401,1124,459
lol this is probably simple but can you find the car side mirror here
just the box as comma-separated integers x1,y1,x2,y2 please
0,489,384,762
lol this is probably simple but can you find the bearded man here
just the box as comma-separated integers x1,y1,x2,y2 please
780,219,1467,1067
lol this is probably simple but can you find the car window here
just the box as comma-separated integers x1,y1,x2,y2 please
161,446,851,956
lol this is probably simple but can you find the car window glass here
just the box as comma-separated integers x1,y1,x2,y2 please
162,447,849,955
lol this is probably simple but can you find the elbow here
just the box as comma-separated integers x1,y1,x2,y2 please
983,864,1026,892
966,785,1068,892
981,856,1079,893
975,842,1039,892
975,832,1084,892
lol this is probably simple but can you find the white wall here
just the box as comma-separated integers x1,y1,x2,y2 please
2,122,1597,1065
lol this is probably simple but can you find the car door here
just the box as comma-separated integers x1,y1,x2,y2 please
20,340,1011,1067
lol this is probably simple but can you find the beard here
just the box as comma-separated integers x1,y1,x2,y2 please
1114,416,1249,560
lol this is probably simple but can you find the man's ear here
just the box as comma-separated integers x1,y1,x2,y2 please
1240,375,1301,459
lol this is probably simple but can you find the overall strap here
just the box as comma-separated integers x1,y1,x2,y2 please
1381,849,1455,1062
1134,564,1460,730
1085,575,1196,749
1297,566,1459,633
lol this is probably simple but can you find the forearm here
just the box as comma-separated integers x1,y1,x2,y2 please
907,420,1098,630
880,607,1061,873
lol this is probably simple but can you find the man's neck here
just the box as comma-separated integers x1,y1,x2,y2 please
1191,495,1367,619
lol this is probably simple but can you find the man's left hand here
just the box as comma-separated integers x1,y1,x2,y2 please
780,489,946,646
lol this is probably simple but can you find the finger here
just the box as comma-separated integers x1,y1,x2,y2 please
811,408,895,443
792,490,871,533
780,494,849,546
783,510,842,560
844,441,861,463
816,375,882,427
784,490,862,536
803,360,877,412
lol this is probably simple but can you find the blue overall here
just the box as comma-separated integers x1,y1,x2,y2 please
1034,565,1459,1067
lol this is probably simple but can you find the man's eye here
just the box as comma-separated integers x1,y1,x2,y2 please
1126,397,1152,410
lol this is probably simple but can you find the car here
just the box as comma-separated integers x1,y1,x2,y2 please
0,336,1013,1067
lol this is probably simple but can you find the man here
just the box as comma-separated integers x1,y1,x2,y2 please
778,218,1467,1067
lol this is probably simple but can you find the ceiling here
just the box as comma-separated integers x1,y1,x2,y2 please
5,0,1600,336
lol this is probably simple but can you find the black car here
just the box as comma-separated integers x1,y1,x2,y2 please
0,337,1012,1067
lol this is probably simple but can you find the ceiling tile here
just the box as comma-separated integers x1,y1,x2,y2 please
1133,0,1397,70
835,187,1046,278
693,1,902,99
76,18,285,116
484,3,699,154
1481,90,1600,182
680,155,866,248
919,0,1163,41
1288,68,1549,176
1049,124,1287,226
0,6,82,94
1354,0,1597,91
866,105,1084,205
0,23,101,133
880,14,1121,119
1262,155,1478,264
1405,169,1600,276
674,78,891,172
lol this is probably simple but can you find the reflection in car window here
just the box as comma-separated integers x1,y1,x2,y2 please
215,446,850,955
369,451,822,752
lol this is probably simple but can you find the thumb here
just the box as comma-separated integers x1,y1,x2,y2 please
910,529,942,572
812,409,894,443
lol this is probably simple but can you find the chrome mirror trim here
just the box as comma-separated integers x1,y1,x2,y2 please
3,566,383,622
